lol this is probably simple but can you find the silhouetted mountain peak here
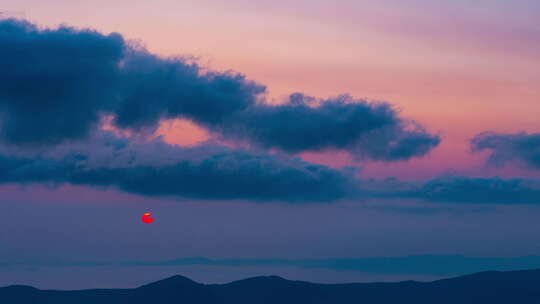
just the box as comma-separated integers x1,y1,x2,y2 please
137,275,201,289
0,285,37,291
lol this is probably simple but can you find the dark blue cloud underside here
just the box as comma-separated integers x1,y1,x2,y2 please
0,19,438,161
417,177,540,204
472,132,540,169
0,19,124,144
216,93,440,160
362,176,540,205
113,51,266,130
0,135,352,202
0,134,538,203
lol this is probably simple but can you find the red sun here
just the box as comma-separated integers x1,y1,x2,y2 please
141,212,154,224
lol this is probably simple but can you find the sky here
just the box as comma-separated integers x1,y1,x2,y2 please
0,0,540,289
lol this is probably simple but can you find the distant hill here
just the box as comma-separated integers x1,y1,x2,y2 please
2,269,540,303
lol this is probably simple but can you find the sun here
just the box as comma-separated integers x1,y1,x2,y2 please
141,212,154,224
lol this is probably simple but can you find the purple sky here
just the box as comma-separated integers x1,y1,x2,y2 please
0,0,540,289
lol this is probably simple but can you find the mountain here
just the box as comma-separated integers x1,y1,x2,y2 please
2,269,540,303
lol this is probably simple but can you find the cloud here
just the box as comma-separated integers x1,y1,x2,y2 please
3,19,534,204
215,93,440,161
0,18,124,145
112,48,266,130
0,18,439,161
415,176,540,204
472,132,540,169
1,131,539,204
361,176,540,205
0,131,355,202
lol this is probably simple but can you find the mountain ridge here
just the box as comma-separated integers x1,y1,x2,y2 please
2,269,540,303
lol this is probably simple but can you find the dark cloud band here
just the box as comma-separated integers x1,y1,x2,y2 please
0,18,439,161
0,131,538,204
363,176,540,205
0,132,354,202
